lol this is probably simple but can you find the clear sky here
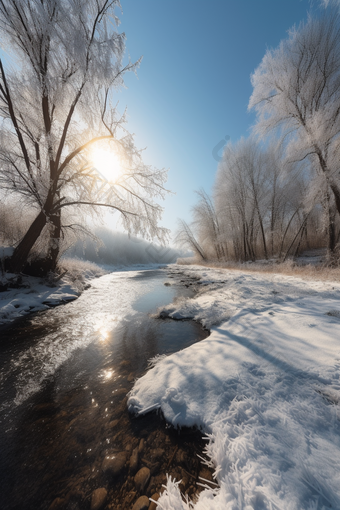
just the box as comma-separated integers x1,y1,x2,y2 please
106,0,321,240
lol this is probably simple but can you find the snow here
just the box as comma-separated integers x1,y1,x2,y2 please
128,264,340,510
0,273,82,325
0,261,166,326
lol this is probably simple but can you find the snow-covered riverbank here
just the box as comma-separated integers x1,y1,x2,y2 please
128,264,340,510
0,259,106,326
0,259,168,326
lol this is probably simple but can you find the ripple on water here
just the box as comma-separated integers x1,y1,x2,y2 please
0,268,213,510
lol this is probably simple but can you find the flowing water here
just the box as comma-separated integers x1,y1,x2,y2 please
0,267,213,510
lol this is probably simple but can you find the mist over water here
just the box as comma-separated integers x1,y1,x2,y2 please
66,227,187,266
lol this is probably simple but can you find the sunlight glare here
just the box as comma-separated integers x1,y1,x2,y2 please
98,326,109,342
91,147,122,182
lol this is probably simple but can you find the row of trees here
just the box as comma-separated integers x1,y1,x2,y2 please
0,0,169,276
178,7,340,262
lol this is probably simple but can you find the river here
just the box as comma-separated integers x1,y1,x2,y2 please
0,266,213,510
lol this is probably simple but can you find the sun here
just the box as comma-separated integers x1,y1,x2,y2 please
91,147,122,183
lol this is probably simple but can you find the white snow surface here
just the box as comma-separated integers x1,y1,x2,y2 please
128,265,340,510
0,273,83,325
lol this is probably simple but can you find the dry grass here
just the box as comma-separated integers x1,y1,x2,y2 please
177,256,340,283
59,257,105,282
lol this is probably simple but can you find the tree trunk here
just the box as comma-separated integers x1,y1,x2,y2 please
255,199,268,260
45,209,62,272
278,207,300,260
330,183,340,217
294,221,307,258
283,213,310,262
9,210,47,273
328,206,336,252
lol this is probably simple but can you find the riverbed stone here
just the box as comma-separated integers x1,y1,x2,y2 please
131,495,150,510
134,466,150,492
138,438,145,453
130,446,139,474
102,452,127,477
90,488,107,510
149,493,160,510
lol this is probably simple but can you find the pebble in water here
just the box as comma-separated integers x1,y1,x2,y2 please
149,493,160,510
130,446,139,474
134,467,151,492
102,452,127,477
138,438,145,453
91,488,107,510
131,495,150,510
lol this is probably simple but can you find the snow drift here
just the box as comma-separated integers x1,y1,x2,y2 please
128,265,340,510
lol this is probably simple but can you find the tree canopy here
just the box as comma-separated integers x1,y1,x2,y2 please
0,0,169,274
249,9,340,217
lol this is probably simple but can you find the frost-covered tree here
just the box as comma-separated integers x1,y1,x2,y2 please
175,219,207,261
214,138,312,261
178,136,324,263
215,138,270,260
0,0,169,274
249,9,340,230
192,189,226,261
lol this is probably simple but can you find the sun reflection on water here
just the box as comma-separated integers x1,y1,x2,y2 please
98,327,110,342
97,369,116,383
90,314,121,343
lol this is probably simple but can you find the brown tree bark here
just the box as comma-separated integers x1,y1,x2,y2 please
330,183,340,219
45,210,61,273
9,210,47,273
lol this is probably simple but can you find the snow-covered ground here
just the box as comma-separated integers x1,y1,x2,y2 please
0,274,84,326
128,264,340,510
0,258,106,325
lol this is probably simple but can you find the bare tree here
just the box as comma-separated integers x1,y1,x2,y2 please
249,8,340,231
175,219,207,261
0,0,169,274
192,189,226,261
214,138,270,261
213,137,313,262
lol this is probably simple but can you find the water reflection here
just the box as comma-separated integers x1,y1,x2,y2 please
98,327,110,343
0,268,211,510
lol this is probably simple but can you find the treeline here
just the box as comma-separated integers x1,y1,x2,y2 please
178,9,340,263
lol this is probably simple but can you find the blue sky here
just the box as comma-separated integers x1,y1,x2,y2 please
0,1,321,241
107,0,321,240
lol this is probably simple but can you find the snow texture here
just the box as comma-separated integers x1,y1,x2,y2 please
128,265,340,510
0,274,81,325
0,258,104,325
